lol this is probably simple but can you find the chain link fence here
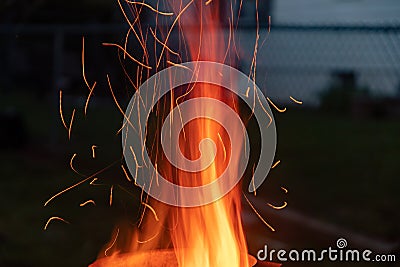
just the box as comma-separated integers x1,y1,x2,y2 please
237,24,400,106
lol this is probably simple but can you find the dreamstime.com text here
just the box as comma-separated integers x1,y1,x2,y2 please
257,238,396,263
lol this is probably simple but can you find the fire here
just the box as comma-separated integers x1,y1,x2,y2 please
87,1,276,266
42,1,292,265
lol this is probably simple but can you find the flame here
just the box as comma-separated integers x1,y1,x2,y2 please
91,1,254,266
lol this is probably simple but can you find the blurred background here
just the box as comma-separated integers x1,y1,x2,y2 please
0,0,399,266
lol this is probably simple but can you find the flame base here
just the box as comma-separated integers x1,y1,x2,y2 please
89,249,257,267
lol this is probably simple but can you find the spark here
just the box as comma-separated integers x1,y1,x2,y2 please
138,205,146,228
236,0,244,31
125,1,173,16
137,231,159,244
243,193,275,232
121,164,132,182
102,43,152,69
91,145,97,158
223,16,233,63
249,0,260,86
68,109,76,140
44,160,119,206
137,93,148,167
267,201,288,210
230,0,241,60
80,200,96,207
251,178,256,196
44,216,70,230
267,97,287,113
217,132,227,162
251,164,256,196
150,28,180,56
89,177,107,186
81,36,97,91
69,153,85,176
106,75,136,132
173,83,198,143
109,185,114,206
141,202,160,222
104,228,119,256
260,15,272,50
117,0,149,65
123,27,132,60
175,82,196,106
59,91,76,139
116,122,126,136
82,36,97,116
289,96,303,105
154,163,159,186
256,90,273,127
129,3,148,50
271,160,281,169
84,82,96,116
151,3,159,68
138,180,153,228
244,86,250,98
166,60,191,70
44,177,90,206
156,0,194,68
281,186,288,194
205,0,213,6
119,60,139,91
129,145,142,168
59,90,68,130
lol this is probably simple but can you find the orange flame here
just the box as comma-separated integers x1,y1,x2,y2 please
91,1,255,266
